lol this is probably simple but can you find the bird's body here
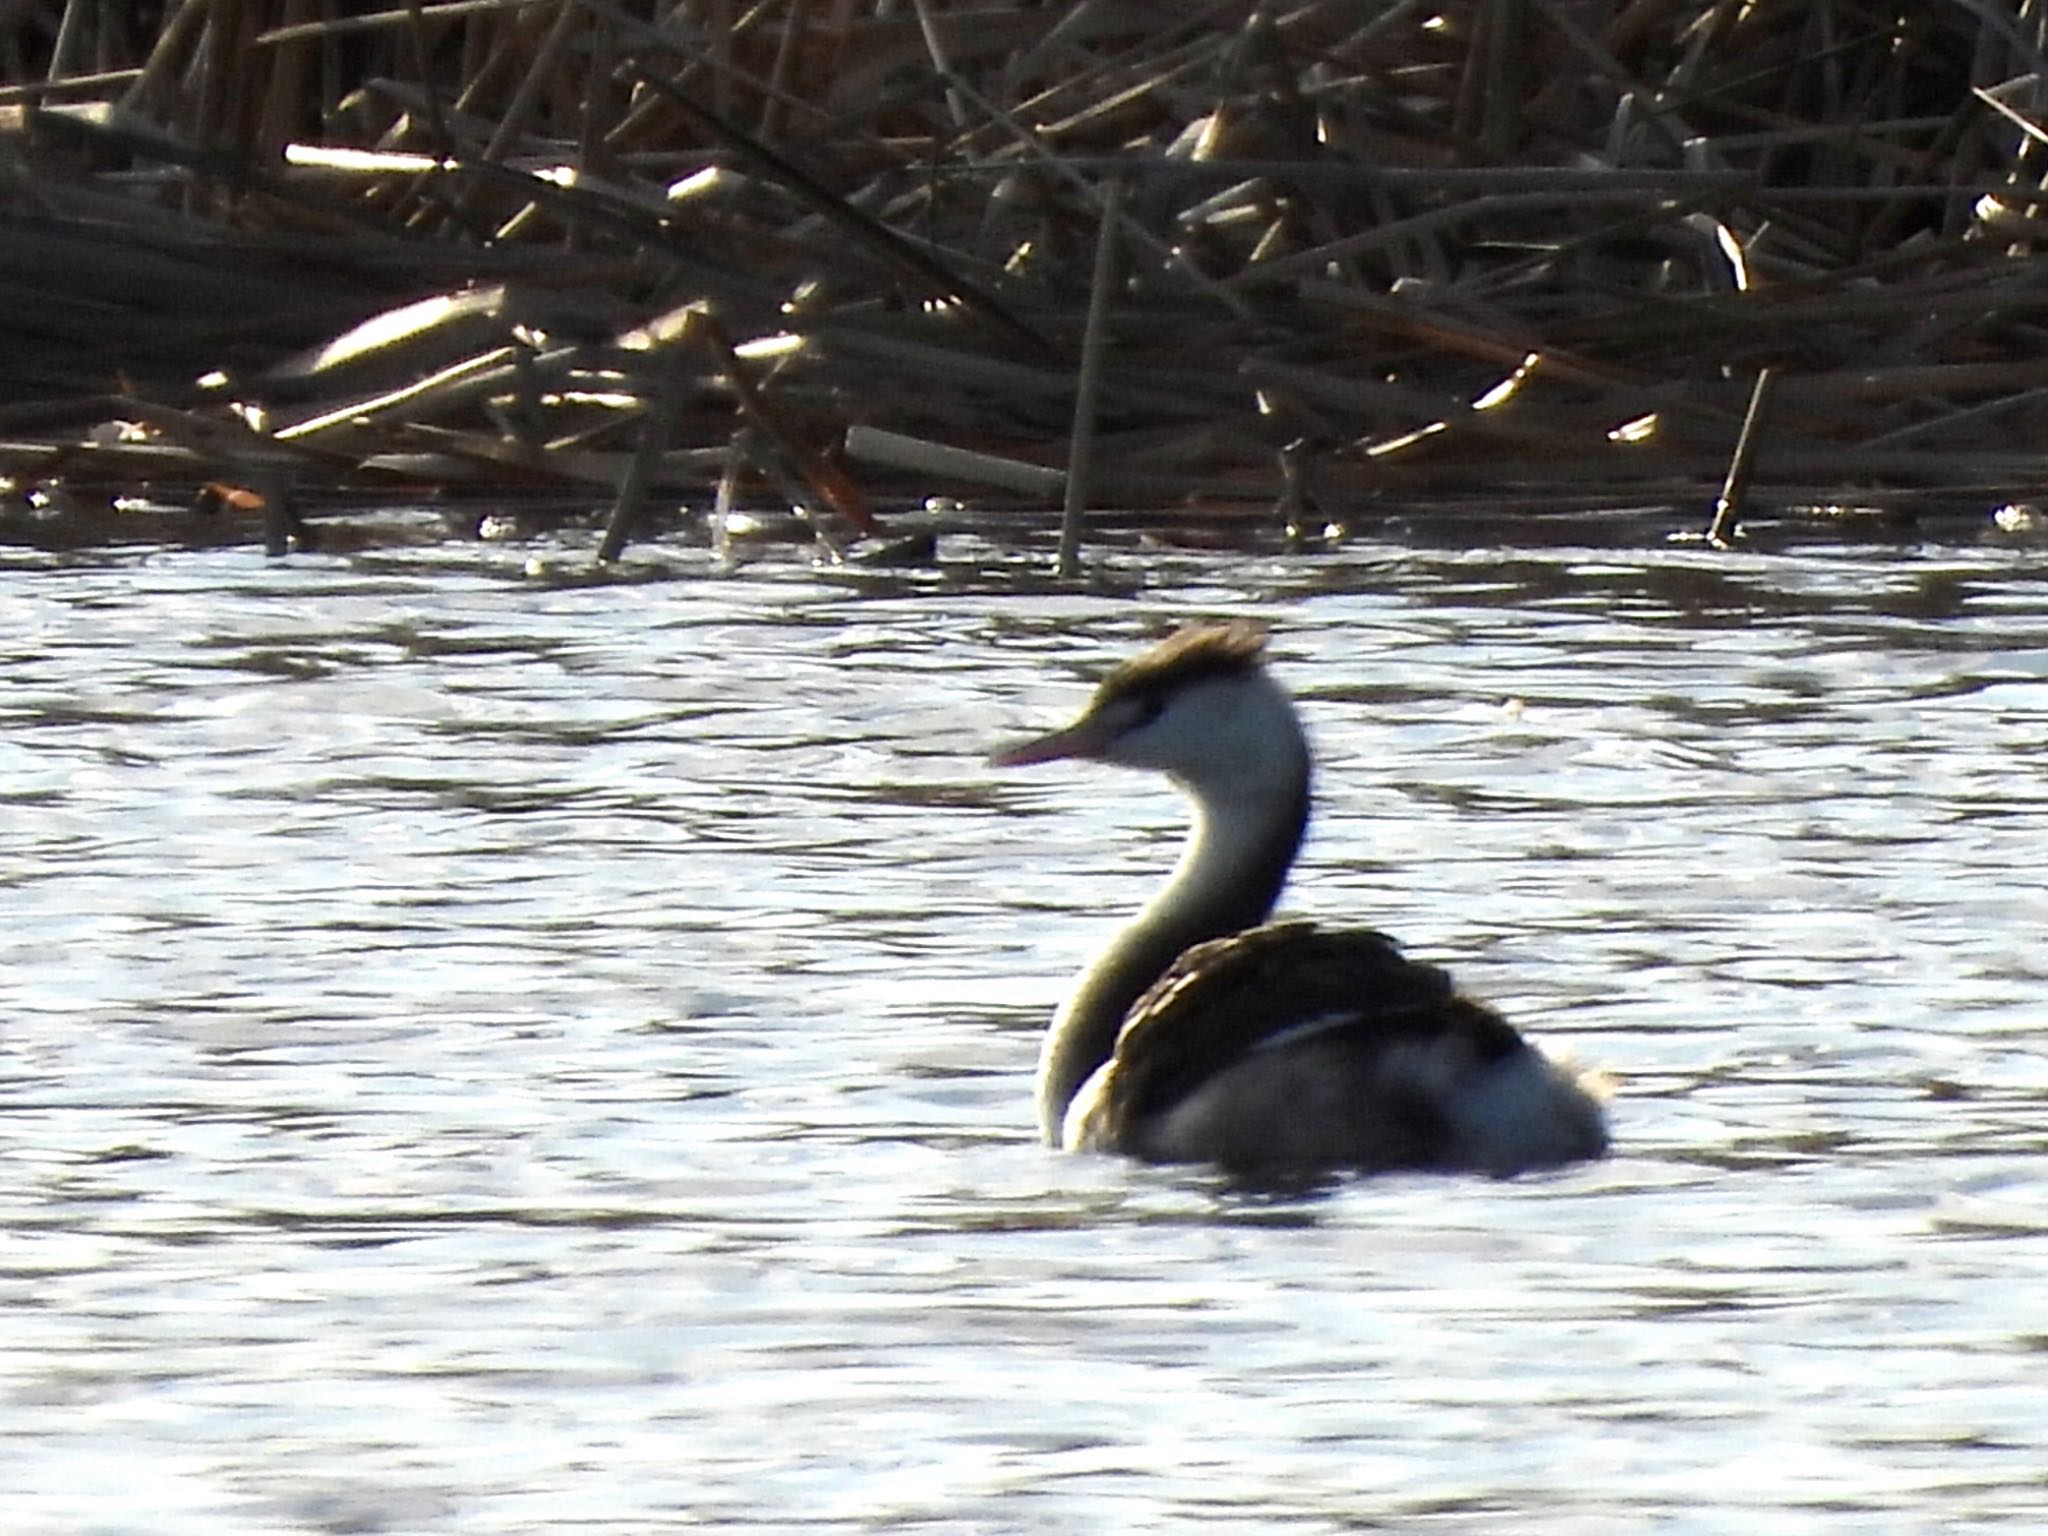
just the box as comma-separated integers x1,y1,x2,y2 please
992,621,1607,1177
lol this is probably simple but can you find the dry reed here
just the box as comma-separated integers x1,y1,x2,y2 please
5,1,2048,553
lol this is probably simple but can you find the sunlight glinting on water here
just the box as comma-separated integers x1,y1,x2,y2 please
3,532,2047,1531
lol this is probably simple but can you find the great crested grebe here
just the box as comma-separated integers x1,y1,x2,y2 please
991,621,1608,1176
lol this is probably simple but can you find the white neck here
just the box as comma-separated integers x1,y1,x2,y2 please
1035,727,1310,1143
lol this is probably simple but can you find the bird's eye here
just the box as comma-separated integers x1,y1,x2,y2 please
1131,692,1167,725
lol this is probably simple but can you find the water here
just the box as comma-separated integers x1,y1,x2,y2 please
4,526,2047,1532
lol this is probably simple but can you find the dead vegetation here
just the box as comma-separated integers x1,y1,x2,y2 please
5,1,2048,554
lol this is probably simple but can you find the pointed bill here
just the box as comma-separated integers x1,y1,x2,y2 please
987,714,1114,768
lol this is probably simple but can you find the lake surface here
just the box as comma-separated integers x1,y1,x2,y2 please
4,519,2047,1532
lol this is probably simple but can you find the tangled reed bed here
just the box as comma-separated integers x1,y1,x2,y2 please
5,1,2048,556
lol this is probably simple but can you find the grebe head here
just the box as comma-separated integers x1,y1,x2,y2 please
990,622,1306,807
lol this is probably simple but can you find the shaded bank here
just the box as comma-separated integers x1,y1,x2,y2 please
5,3,2048,554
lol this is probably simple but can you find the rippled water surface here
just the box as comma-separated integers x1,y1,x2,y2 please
5,525,2048,1532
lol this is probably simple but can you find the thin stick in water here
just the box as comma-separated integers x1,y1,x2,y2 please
1705,365,1777,549
1059,174,1124,580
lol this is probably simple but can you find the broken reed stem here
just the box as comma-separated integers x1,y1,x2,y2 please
1705,366,1778,549
843,426,1066,496
598,346,680,563
1058,174,1123,581
46,0,87,83
712,424,754,566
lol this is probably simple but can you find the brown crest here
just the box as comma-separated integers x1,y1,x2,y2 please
1091,620,1268,710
